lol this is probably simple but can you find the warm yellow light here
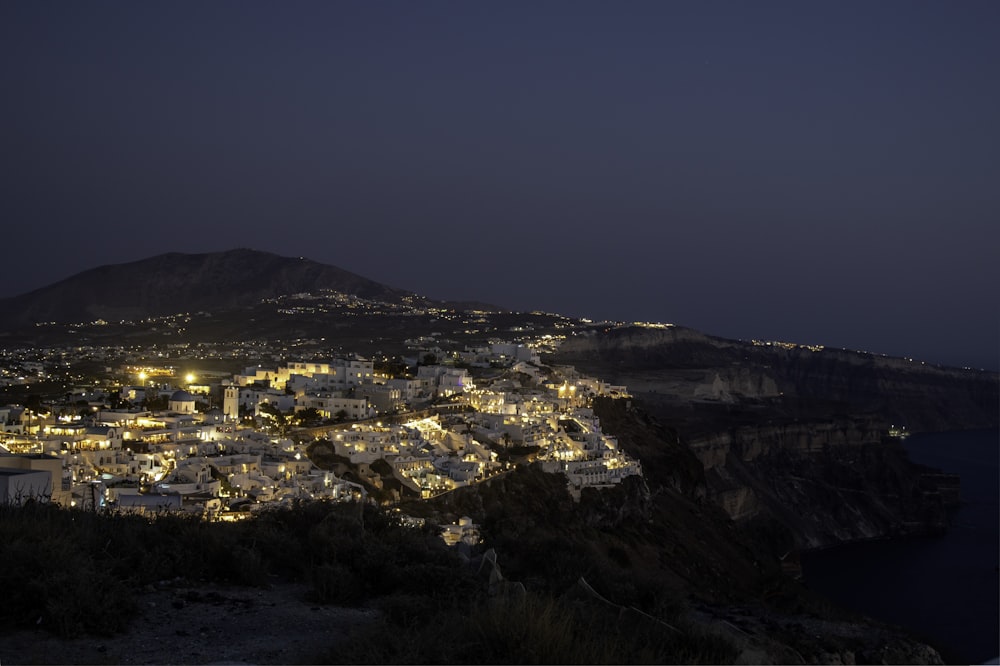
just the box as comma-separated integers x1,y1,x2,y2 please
138,371,147,381
185,373,195,384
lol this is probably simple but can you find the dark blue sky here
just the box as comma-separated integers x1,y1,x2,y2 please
1,1,998,369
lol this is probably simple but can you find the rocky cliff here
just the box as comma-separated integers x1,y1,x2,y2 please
688,419,956,548
556,325,997,432
403,399,947,664
554,325,996,550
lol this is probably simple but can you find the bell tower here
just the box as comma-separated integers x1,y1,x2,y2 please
223,385,239,421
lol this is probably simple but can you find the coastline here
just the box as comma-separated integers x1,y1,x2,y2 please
800,428,999,665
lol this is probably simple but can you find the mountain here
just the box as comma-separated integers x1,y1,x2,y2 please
0,249,490,327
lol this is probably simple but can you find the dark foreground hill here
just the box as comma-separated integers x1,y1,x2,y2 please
0,460,945,665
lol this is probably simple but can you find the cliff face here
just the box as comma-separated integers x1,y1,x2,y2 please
688,418,954,548
554,325,995,550
556,325,998,432
404,400,946,664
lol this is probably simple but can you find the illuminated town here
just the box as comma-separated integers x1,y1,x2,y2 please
0,325,642,530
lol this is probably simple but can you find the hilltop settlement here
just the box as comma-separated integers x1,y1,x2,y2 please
3,266,995,664
1,332,644,537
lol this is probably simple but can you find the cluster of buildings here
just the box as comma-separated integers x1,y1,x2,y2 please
1,337,642,521
223,356,479,422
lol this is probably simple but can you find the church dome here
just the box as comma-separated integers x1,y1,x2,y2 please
170,390,196,402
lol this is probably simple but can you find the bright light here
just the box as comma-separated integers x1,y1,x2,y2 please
185,373,195,384
138,371,147,381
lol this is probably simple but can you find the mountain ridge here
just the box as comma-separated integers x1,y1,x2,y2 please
0,248,499,327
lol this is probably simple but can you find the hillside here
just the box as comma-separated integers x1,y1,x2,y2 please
0,249,492,328
0,459,945,665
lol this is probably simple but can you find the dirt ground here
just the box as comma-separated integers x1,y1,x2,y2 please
0,580,378,666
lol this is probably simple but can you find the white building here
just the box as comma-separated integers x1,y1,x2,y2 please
355,384,403,413
235,358,375,390
417,366,474,397
297,394,372,421
0,467,52,504
168,390,198,414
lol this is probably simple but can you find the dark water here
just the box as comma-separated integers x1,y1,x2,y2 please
801,429,999,664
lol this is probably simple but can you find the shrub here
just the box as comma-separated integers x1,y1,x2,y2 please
314,590,740,665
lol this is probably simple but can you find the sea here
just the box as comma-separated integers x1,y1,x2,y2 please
801,429,999,664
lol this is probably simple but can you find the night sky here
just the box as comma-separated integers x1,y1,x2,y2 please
2,1,997,370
